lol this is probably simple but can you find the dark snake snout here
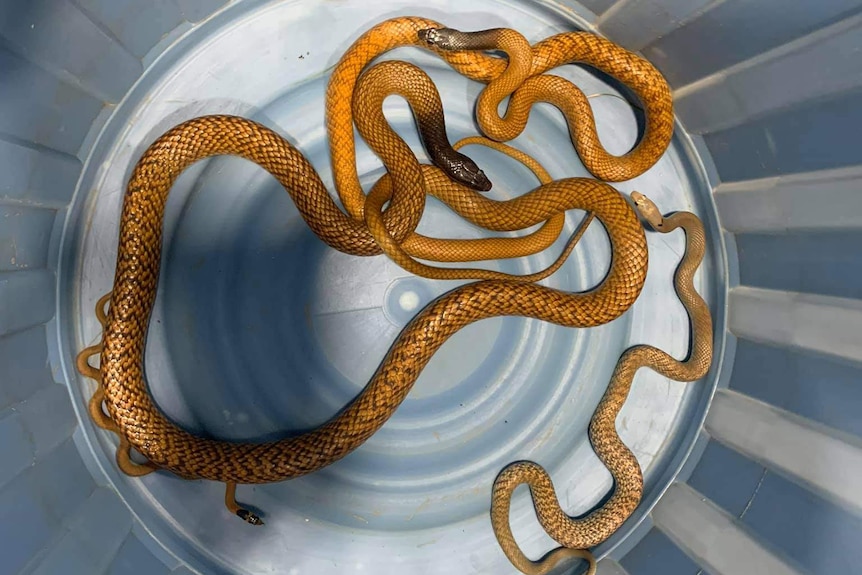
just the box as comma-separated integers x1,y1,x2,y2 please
418,28,462,51
444,152,493,192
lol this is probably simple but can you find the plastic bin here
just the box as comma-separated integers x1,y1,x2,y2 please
1,1,860,574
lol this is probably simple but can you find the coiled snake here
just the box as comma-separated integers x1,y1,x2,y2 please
72,15,708,574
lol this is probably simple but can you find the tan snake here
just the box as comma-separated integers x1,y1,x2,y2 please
490,193,713,574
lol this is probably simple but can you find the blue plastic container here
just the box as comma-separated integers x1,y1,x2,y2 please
1,1,860,574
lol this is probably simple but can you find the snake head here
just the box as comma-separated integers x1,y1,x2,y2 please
236,508,264,526
418,28,462,51
631,191,664,230
446,152,493,192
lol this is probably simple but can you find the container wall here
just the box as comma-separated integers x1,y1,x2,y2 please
1,1,861,574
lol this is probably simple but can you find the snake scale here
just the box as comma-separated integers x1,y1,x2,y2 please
74,14,712,574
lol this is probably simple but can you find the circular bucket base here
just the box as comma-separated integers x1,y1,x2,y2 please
58,1,729,573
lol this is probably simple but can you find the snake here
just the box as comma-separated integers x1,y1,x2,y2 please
74,15,675,551
489,193,713,574
77,108,648,491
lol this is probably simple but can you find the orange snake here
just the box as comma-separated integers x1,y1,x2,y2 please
74,15,689,573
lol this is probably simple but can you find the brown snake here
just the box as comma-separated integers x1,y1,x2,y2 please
73,15,682,566
490,194,713,574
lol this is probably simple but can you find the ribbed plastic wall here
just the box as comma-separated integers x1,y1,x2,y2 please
2,1,861,574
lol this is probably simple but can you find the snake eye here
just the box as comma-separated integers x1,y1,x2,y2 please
417,29,439,45
460,159,478,175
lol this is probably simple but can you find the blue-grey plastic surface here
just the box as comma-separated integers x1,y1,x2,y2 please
0,1,860,575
